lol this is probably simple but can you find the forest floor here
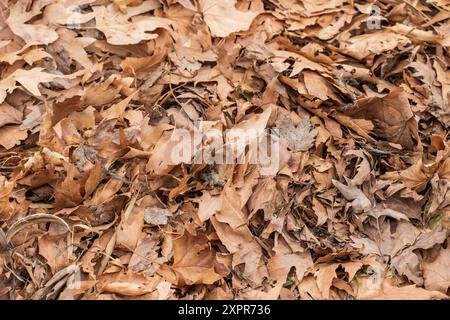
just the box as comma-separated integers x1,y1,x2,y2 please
0,0,449,300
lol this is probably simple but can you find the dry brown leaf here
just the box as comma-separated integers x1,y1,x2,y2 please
116,196,144,251
332,179,372,213
314,263,338,300
96,272,161,296
355,278,448,300
0,68,62,102
343,89,420,150
340,31,410,60
1,0,448,302
423,247,450,294
172,231,222,285
0,103,22,128
268,251,313,283
199,0,263,37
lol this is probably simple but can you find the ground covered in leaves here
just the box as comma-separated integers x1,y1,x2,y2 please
0,0,449,300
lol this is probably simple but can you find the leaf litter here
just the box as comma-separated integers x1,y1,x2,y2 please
0,0,449,300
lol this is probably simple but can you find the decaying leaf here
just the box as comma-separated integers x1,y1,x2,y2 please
0,0,448,302
332,180,372,213
6,1,58,45
93,1,171,45
199,0,263,37
342,89,420,150
172,231,222,285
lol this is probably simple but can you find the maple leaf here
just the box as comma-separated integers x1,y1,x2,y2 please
172,231,222,285
276,115,317,152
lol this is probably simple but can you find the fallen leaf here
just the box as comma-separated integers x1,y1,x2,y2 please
276,115,317,152
342,89,420,150
332,180,372,213
93,1,171,45
423,247,450,294
172,231,222,285
199,0,263,37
